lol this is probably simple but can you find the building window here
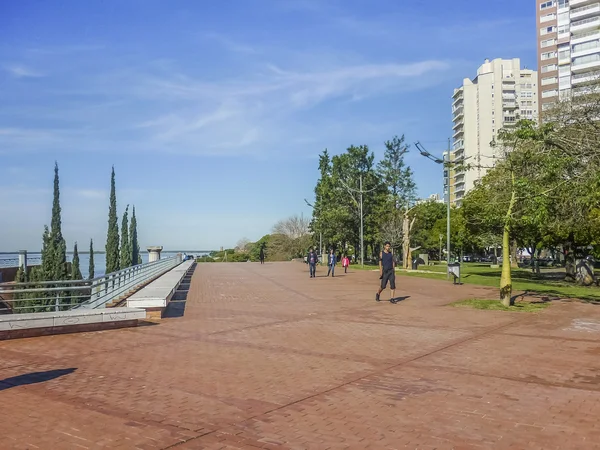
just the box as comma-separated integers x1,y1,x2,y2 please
542,51,557,60
542,76,558,86
541,38,556,48
540,26,557,36
542,89,558,98
573,53,600,67
542,64,558,73
541,13,556,23
540,0,554,9
572,40,600,53
557,0,568,8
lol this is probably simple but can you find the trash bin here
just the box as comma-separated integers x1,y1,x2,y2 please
448,262,461,285
412,259,418,270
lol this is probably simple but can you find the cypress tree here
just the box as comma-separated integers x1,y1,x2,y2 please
105,166,120,273
71,242,82,280
130,206,140,266
120,205,131,268
89,239,95,279
40,225,53,280
15,265,26,283
50,162,67,280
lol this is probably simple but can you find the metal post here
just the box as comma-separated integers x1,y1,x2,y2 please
446,139,452,279
360,175,364,267
18,250,28,275
319,232,323,265
439,234,442,263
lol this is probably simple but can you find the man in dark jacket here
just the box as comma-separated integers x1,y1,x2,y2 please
307,248,318,278
327,248,337,277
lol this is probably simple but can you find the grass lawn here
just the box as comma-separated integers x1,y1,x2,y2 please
451,298,550,312
348,262,600,302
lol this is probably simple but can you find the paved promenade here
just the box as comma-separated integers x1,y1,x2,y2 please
1,262,600,449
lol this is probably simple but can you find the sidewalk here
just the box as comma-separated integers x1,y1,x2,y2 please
1,262,599,449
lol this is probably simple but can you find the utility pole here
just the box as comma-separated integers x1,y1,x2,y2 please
339,174,377,267
304,198,324,265
415,139,455,279
446,138,452,278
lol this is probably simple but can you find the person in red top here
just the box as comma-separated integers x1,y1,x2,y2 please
342,255,350,273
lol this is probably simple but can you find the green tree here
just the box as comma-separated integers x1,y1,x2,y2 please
130,206,141,265
71,242,82,280
120,205,131,268
50,162,67,280
89,239,95,279
377,136,417,267
105,166,120,274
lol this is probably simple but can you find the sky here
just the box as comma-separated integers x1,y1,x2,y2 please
0,0,537,252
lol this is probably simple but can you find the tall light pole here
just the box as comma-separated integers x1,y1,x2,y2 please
415,140,453,278
304,199,323,263
339,175,377,266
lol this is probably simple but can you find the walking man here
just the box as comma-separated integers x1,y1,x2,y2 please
307,247,318,278
259,247,265,264
376,241,397,303
327,249,337,277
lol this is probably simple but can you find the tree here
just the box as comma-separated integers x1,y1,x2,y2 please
120,205,131,268
272,214,313,258
89,239,95,279
105,166,120,274
273,214,310,239
71,242,82,280
235,238,250,253
48,162,68,280
377,136,417,268
130,206,141,265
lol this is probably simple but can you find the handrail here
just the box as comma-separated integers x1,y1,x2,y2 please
0,255,183,313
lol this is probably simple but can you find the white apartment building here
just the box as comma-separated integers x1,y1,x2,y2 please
451,58,538,206
537,0,600,115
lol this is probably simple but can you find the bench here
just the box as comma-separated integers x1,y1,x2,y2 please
127,260,194,319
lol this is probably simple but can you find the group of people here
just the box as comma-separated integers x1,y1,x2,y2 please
306,241,399,304
306,248,350,278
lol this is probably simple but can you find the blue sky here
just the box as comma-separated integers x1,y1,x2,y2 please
0,0,536,251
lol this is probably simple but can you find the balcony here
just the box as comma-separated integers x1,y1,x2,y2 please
452,107,464,120
571,16,600,33
571,2,600,19
571,41,600,58
572,53,600,71
452,120,464,131
572,71,600,84
572,28,600,44
452,128,464,139
572,0,598,6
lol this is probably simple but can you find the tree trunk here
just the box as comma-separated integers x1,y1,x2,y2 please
500,172,517,307
510,240,519,268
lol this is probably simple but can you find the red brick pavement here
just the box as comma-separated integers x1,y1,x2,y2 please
1,262,600,449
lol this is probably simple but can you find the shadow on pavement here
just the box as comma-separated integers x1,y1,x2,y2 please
0,368,77,391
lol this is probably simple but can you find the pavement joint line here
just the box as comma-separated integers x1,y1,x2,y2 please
404,363,600,393
166,310,531,448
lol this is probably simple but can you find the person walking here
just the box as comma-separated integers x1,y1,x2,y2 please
342,254,350,273
327,249,337,277
376,241,397,303
259,247,265,264
307,247,318,278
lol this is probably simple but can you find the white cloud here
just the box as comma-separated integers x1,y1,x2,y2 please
4,64,44,78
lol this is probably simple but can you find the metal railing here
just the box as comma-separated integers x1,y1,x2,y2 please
0,257,42,269
0,256,182,314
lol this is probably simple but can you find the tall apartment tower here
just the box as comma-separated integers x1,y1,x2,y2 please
451,58,538,206
537,0,600,117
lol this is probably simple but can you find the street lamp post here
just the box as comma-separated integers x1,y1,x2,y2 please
415,140,453,279
339,175,377,267
304,198,323,264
